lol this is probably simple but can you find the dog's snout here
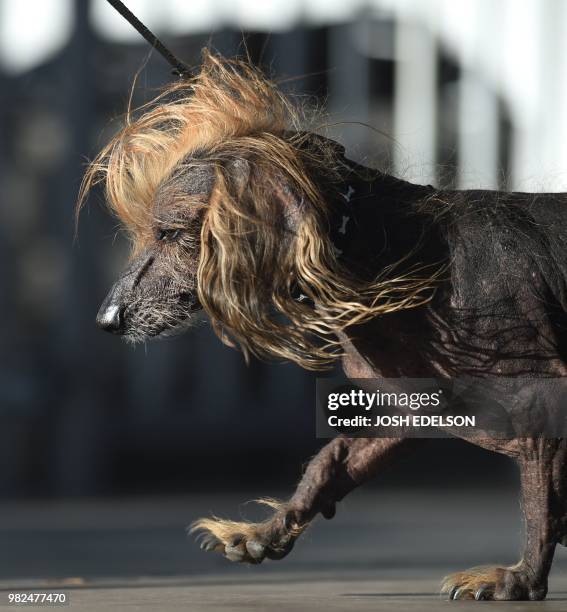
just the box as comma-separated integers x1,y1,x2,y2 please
96,290,126,334
97,250,156,336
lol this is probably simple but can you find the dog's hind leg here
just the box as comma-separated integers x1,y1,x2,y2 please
443,438,567,601
192,436,422,564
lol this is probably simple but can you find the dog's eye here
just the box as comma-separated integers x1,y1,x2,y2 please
156,228,181,242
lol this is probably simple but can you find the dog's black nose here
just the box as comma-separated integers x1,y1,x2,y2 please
96,295,125,334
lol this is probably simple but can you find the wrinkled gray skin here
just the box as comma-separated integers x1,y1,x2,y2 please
98,146,567,601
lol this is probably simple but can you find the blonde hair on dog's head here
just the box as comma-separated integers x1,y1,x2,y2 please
79,50,441,369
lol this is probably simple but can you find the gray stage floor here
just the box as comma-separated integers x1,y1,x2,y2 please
0,488,566,610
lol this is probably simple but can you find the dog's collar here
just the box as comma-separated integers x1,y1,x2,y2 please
291,180,360,304
328,182,358,260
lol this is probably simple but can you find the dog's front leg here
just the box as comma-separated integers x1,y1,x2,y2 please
192,436,421,564
288,436,422,523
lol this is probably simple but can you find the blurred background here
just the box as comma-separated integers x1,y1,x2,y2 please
2,0,564,518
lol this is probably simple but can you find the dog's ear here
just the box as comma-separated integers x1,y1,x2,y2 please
227,154,304,233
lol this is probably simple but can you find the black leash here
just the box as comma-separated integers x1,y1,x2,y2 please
105,0,192,77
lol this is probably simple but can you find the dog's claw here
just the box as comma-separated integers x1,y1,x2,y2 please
449,586,459,600
475,586,492,600
200,534,222,552
321,503,336,520
451,586,472,600
283,511,295,532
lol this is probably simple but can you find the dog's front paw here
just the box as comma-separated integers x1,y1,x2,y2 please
442,565,547,601
191,499,307,564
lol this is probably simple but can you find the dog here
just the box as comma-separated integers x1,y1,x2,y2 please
80,51,567,601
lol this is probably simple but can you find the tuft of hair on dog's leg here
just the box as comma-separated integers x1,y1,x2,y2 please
441,566,506,601
190,498,309,564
